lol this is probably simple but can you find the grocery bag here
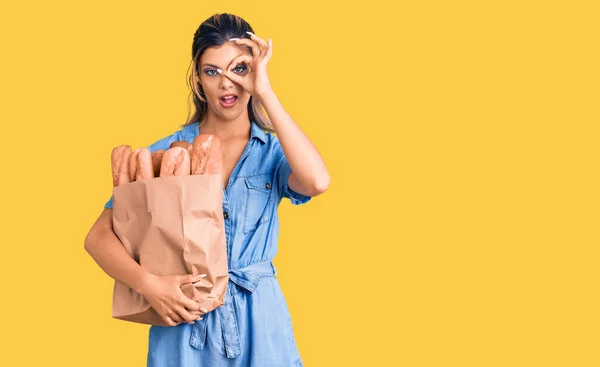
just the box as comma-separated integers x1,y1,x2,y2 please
110,173,228,326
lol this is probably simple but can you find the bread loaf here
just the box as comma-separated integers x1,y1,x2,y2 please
191,134,223,175
111,145,132,187
170,141,193,155
151,150,165,177
136,148,154,181
128,148,141,182
160,147,191,177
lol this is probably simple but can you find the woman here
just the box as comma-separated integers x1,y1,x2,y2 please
84,13,329,366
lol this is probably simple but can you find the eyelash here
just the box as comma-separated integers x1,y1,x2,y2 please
204,65,246,76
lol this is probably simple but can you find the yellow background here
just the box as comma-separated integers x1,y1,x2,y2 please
1,0,598,366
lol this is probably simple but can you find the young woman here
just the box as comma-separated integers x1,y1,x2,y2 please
84,13,329,366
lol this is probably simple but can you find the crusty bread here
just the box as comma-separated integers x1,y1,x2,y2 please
151,150,165,177
160,147,191,177
191,134,223,175
111,145,132,187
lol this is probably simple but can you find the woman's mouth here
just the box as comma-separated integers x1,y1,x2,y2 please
220,95,238,108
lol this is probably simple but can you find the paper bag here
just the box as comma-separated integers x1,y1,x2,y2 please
110,174,228,326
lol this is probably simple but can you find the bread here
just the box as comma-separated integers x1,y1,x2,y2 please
136,148,154,180
170,141,193,155
112,134,221,185
160,147,191,177
128,148,141,182
111,145,133,187
151,150,165,177
190,134,223,175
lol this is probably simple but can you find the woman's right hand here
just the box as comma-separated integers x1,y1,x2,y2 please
138,273,209,326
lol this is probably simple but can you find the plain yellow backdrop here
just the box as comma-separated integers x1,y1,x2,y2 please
1,0,598,366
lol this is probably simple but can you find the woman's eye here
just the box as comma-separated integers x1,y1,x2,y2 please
204,66,245,76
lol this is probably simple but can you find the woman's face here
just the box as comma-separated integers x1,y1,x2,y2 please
198,42,252,121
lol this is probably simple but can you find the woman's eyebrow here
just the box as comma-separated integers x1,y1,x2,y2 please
201,57,246,69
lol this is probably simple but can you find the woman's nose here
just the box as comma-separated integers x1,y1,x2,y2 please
220,73,234,88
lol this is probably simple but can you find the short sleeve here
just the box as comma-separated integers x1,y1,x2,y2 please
275,149,312,206
103,129,184,210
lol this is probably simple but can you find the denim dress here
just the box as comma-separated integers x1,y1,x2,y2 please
104,121,311,366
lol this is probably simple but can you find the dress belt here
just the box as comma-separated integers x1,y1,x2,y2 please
189,260,277,358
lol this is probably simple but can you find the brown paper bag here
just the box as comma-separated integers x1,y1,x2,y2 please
110,174,228,326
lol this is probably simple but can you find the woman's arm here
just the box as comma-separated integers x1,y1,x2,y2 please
84,208,207,326
84,208,151,294
222,34,329,197
258,90,330,197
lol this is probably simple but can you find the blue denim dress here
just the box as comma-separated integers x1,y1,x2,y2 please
105,121,310,366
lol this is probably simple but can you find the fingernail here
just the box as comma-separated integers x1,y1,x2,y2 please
198,317,203,321
217,68,223,74
197,274,207,278
229,38,240,41
246,31,254,36
200,307,208,313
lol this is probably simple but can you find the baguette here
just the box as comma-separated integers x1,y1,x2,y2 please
128,148,141,181
151,150,165,177
136,148,154,180
160,147,191,177
111,145,132,187
190,134,223,175
170,141,193,155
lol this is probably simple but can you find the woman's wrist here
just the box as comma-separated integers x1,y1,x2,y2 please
256,89,276,104
135,270,156,296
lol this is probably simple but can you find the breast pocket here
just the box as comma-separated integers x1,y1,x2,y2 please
243,174,273,234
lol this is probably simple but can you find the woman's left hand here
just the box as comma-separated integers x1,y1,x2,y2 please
218,32,274,98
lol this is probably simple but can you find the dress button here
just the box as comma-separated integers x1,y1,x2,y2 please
265,182,271,190
223,211,229,219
